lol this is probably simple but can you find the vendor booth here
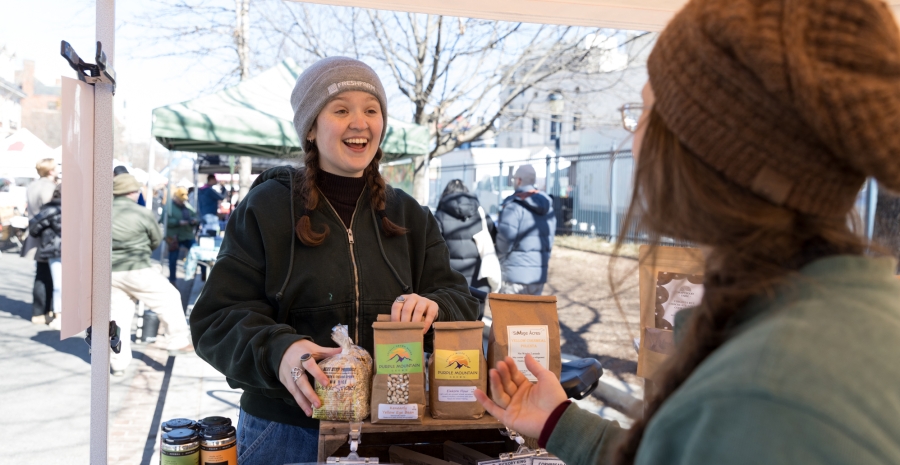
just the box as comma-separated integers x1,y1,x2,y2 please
151,58,430,163
64,1,900,464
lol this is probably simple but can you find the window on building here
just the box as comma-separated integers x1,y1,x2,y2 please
573,112,582,131
48,100,59,110
532,118,540,133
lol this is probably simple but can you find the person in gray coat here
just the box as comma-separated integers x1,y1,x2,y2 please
495,164,556,295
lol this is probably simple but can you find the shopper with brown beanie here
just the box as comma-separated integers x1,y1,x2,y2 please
190,56,477,465
476,0,900,464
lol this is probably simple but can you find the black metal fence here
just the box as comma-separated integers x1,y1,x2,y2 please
425,149,879,244
427,150,651,242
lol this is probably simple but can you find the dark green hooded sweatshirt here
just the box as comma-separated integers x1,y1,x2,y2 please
190,166,478,428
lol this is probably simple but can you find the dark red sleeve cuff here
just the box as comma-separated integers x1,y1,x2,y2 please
538,400,572,448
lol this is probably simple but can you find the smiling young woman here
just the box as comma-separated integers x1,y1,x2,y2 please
307,91,384,178
189,57,478,465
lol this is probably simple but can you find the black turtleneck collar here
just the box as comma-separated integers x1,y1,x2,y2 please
317,170,367,228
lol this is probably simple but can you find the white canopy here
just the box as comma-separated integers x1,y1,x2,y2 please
290,0,900,31
0,128,54,179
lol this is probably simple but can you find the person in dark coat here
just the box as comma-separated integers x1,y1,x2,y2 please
28,184,62,329
495,164,556,295
434,179,497,299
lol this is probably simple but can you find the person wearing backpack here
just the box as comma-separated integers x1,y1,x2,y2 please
495,164,556,295
28,183,62,330
434,180,500,316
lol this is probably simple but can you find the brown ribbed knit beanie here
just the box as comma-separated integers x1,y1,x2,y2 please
648,0,900,217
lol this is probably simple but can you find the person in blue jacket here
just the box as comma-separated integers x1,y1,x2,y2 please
495,164,555,295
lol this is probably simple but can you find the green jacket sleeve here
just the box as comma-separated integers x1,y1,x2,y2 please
546,403,626,465
635,393,882,465
166,203,178,229
189,198,307,391
416,208,479,323
144,210,162,251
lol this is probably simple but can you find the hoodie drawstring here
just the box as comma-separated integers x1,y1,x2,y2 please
275,172,296,324
371,208,411,294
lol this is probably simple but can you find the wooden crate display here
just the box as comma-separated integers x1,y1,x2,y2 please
317,415,518,462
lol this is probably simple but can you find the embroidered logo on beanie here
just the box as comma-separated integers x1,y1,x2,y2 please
328,81,377,96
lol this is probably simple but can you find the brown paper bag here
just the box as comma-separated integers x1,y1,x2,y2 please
371,321,426,424
636,245,704,379
636,327,675,381
487,294,561,383
429,321,487,419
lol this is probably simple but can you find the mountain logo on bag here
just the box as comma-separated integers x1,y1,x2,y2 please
445,353,471,369
434,349,480,380
388,347,412,363
376,343,423,374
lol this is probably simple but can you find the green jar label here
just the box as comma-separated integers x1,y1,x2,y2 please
375,343,422,374
161,449,200,465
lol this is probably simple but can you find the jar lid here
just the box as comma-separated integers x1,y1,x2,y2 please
202,425,236,441
163,428,199,445
198,416,232,429
162,418,198,432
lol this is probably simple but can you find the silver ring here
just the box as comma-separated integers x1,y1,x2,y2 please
291,353,313,382
395,296,406,303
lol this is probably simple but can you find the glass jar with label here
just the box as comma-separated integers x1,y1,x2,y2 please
198,416,232,430
200,425,237,465
161,428,200,465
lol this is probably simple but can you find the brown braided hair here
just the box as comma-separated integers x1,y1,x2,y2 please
612,109,867,464
293,145,407,246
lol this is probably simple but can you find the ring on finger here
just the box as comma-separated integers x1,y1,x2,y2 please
395,295,406,303
291,353,313,382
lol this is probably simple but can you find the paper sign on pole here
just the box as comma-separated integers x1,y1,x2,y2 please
60,76,94,340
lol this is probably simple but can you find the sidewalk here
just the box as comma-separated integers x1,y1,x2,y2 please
0,250,640,464
0,253,241,465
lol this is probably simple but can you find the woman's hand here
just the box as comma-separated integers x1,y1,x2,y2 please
278,339,342,417
474,354,568,438
391,293,439,334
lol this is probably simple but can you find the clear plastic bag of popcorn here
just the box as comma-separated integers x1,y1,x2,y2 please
312,325,373,421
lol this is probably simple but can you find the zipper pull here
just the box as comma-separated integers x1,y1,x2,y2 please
348,229,354,244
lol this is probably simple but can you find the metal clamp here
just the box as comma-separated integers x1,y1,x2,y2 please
499,427,548,460
326,422,378,464
84,321,122,355
60,40,116,94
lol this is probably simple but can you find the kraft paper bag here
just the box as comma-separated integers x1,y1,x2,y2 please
371,321,426,424
487,294,561,383
636,245,704,379
429,321,487,419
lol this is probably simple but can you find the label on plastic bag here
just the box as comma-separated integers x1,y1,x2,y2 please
438,386,477,402
508,325,549,382
378,403,418,419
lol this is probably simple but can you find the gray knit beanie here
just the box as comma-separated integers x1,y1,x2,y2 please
290,57,389,153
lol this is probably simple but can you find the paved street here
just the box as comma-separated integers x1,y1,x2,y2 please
0,252,239,465
0,245,638,464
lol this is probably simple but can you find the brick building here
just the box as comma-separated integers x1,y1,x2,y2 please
15,60,61,147
0,46,24,140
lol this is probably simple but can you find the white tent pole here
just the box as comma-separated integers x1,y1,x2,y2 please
146,137,155,210
91,0,115,463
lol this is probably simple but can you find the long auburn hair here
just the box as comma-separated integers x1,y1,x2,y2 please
612,109,867,464
293,145,407,246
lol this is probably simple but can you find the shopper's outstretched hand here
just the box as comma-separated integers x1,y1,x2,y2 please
278,340,342,417
474,355,568,438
